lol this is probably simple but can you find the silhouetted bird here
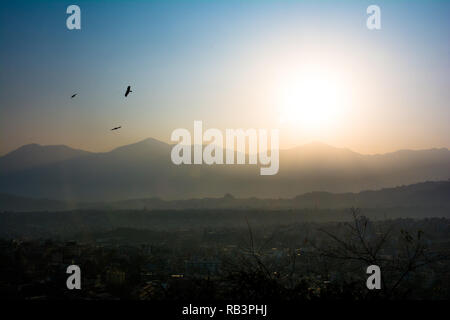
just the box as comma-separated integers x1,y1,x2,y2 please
111,126,122,131
71,94,77,99
125,86,132,97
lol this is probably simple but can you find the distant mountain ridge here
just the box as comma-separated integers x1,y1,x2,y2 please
0,180,449,212
0,143,90,173
0,138,449,201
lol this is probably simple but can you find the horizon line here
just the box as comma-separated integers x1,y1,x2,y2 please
2,136,449,158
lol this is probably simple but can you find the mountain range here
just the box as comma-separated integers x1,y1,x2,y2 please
0,138,449,201
1,180,449,212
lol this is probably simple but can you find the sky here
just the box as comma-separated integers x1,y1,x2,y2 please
1,0,449,155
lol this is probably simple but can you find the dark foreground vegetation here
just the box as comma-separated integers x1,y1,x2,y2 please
0,209,449,300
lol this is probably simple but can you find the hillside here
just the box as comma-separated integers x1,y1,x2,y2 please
0,139,449,201
1,180,449,212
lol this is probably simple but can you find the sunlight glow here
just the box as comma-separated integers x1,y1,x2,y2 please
278,68,349,134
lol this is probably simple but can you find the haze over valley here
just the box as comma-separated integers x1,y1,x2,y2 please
0,138,449,202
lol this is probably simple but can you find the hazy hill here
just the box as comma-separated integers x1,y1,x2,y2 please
0,139,449,201
102,180,450,211
0,181,449,212
0,144,90,174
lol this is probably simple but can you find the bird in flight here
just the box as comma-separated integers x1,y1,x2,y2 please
125,86,132,97
71,93,77,99
111,126,122,131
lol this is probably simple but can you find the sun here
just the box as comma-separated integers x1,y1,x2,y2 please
278,69,348,133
